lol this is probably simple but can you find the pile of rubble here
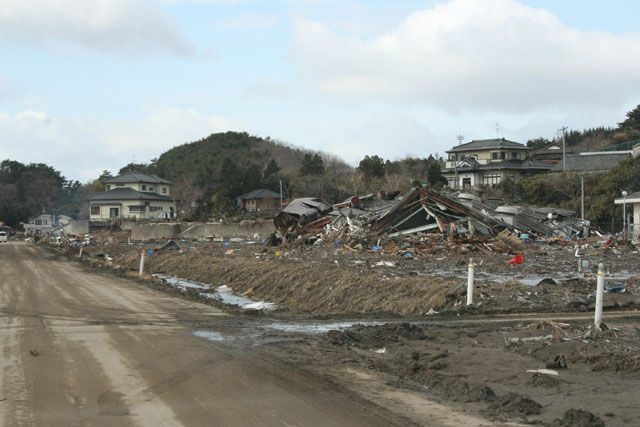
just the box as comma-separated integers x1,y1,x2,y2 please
273,187,591,252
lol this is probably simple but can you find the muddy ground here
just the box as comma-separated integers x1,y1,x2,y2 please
43,232,640,426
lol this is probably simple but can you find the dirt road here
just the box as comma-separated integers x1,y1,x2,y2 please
0,242,419,426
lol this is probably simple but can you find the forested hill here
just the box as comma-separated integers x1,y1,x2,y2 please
154,132,318,179
114,131,353,217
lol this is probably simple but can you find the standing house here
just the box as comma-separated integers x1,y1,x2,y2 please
441,138,553,190
235,189,281,212
87,172,176,221
21,214,75,236
531,142,568,164
22,214,59,236
614,191,640,239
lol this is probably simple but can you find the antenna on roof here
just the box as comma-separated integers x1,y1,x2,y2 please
457,133,464,146
495,122,501,139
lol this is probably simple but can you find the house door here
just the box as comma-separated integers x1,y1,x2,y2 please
109,208,119,218
462,178,471,191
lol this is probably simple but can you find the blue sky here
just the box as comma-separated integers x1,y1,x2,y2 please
1,0,639,182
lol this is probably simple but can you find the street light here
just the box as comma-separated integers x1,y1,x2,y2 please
622,191,628,239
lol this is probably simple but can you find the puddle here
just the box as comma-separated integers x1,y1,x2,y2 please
193,330,226,342
201,287,277,310
153,274,277,311
265,321,386,334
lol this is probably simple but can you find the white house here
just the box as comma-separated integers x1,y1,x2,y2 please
441,138,553,190
87,172,176,221
614,191,640,239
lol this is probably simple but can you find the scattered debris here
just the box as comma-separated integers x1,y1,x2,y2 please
272,188,595,257
526,369,559,376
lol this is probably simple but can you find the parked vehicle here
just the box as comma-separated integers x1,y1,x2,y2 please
0,231,7,242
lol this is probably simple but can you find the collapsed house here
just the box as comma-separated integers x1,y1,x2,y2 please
274,187,589,246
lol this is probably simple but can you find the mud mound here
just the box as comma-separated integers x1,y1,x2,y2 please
586,352,640,372
558,409,605,427
490,392,541,415
325,323,427,349
465,385,497,402
531,373,561,388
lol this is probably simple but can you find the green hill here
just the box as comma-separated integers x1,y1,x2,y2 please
115,131,354,218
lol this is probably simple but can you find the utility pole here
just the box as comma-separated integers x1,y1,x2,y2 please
581,176,585,220
455,134,464,190
559,126,568,172
279,179,283,210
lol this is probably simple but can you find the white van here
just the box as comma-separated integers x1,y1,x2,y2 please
0,231,7,242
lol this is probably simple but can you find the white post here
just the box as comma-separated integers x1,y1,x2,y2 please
139,250,146,276
595,262,605,330
467,258,474,305
79,246,83,258
622,191,627,239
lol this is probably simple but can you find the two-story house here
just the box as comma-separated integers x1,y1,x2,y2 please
441,138,553,190
22,213,73,236
87,172,176,221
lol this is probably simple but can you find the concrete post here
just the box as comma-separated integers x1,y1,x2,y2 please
139,250,146,276
595,262,605,330
467,258,474,305
78,246,83,259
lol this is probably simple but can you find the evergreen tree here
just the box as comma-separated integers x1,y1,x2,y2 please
357,155,386,179
300,153,325,175
618,104,640,132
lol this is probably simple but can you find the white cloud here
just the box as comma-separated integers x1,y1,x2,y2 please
291,0,640,112
0,108,243,181
218,12,279,29
325,113,440,164
244,77,300,98
0,0,193,55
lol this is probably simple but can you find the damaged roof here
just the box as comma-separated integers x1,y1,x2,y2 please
274,187,587,245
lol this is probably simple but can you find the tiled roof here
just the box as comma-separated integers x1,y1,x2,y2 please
235,189,281,200
447,138,528,153
104,171,173,185
442,158,553,173
87,187,174,202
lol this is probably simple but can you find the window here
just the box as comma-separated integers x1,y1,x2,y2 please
492,152,506,160
106,185,111,190
483,173,502,186
128,206,145,212
512,152,520,160
142,185,147,191
91,206,100,215
162,187,167,194
149,186,154,191
149,206,163,212
35,220,42,225
116,183,124,187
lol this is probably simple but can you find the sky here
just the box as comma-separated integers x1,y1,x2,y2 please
1,0,639,182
